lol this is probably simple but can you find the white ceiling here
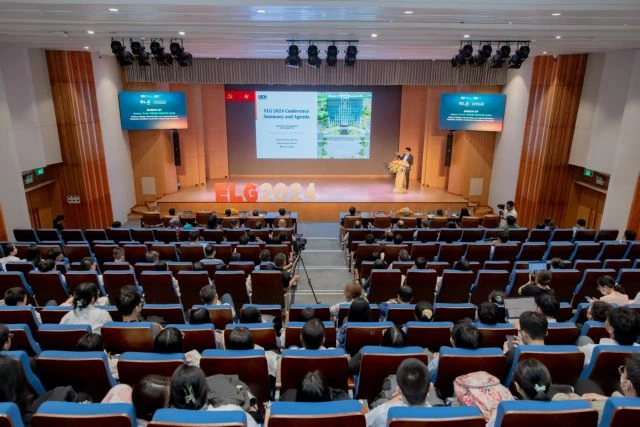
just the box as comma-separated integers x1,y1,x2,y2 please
0,0,639,60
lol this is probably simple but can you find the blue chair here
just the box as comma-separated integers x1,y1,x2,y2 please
599,397,640,427
495,400,597,427
280,348,349,393
223,323,277,351
26,271,68,306
200,349,270,406
284,321,336,348
570,242,602,262
343,321,393,356
101,321,156,354
542,241,574,261
8,324,41,356
383,304,415,325
117,352,185,386
0,350,45,396
37,324,91,351
355,346,427,403
617,268,640,300
475,323,517,348
289,304,331,322
139,271,180,304
267,400,365,427
504,345,584,389
190,305,234,328
572,268,616,308
470,270,509,306
580,321,609,344
141,303,186,324
546,322,580,345
436,270,475,303
579,345,640,396
387,406,485,427
434,347,506,399
597,241,629,261
0,402,24,427
0,271,33,297
433,303,476,322
36,350,116,401
405,321,453,353
149,408,248,427
167,323,216,353
32,401,135,427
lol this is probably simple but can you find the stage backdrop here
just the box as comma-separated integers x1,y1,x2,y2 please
225,85,401,176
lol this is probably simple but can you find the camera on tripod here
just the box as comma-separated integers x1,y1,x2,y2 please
292,233,307,253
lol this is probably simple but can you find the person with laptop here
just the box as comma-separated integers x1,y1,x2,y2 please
518,269,553,297
502,311,548,366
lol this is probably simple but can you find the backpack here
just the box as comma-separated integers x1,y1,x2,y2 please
453,371,514,420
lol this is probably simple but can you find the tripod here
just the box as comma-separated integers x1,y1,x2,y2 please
290,250,319,305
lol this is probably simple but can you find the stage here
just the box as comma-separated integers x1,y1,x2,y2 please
157,177,469,222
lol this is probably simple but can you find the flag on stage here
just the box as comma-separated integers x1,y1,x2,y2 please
224,90,255,102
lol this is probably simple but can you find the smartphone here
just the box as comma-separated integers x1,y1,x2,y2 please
585,296,595,303
506,335,518,350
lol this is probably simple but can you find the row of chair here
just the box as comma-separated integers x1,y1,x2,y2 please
3,397,637,427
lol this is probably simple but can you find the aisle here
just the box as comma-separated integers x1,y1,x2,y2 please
292,222,352,305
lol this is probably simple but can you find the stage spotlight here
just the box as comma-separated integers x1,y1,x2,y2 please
491,44,511,68
130,40,144,56
326,44,338,66
509,44,530,69
169,41,184,57
130,40,150,66
150,40,173,66
451,43,473,67
286,44,301,68
307,44,321,68
111,39,133,66
345,45,358,66
176,52,192,67
169,40,192,67
149,40,163,56
470,44,492,66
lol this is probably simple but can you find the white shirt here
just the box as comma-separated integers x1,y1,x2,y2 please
366,400,430,427
206,404,258,427
499,208,518,227
580,337,640,366
60,304,113,333
0,255,21,267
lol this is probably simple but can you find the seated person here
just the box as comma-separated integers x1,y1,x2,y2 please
226,326,279,377
154,327,201,367
337,297,372,346
413,301,434,322
189,308,211,325
579,306,640,365
477,301,500,325
548,257,566,269
255,249,275,270
340,206,358,226
576,353,640,401
500,215,519,230
112,247,133,269
594,275,630,306
154,261,181,297
518,270,553,297
349,325,406,375
291,318,326,350
366,358,432,427
429,320,482,381
394,249,411,264
280,370,342,402
79,257,108,300
0,324,12,351
199,285,235,318
2,287,41,322
60,283,112,333
535,293,560,322
362,258,389,291
274,253,299,291
187,230,206,247
146,251,160,263
587,300,611,322
0,243,21,267
393,234,404,245
200,244,225,266
75,332,119,379
381,286,413,319
622,229,637,242
330,281,364,319
101,375,170,426
116,285,162,336
503,311,547,366
512,359,552,403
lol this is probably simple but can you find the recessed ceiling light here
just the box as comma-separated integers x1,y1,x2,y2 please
543,51,547,54
257,9,266,13
87,30,94,34
404,10,414,14
463,34,471,38
551,12,562,16
508,21,513,25
84,46,89,49
555,35,562,39
108,8,119,12
371,33,378,38
178,31,185,35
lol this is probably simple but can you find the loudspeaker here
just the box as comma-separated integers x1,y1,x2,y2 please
444,131,454,167
171,129,181,166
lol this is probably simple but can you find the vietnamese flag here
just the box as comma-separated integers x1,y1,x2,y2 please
224,90,255,102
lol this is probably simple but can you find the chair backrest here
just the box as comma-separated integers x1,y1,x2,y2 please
550,229,575,242
598,241,629,261
177,245,205,263
470,270,509,305
516,242,546,261
151,243,179,260
355,346,428,402
579,345,640,396
626,242,640,261
284,321,336,348
13,229,38,243
459,217,481,228
617,268,640,298
491,244,520,262
570,242,602,261
433,303,477,322
65,271,100,295
103,270,137,304
117,352,185,386
504,345,585,388
190,305,234,329
32,402,135,427
142,304,185,324
280,348,349,392
546,268,581,304
498,400,597,427
580,321,610,343
102,261,134,272
267,400,365,427
405,321,453,353
572,268,616,307
438,229,463,243
337,304,380,326
149,408,248,427
599,397,640,427
0,271,32,300
603,258,632,273
142,212,162,228
437,243,466,263
409,243,438,261
546,322,580,345
37,324,91,351
27,271,68,306
436,270,475,304
63,244,92,263
476,323,518,348
459,228,485,243
367,269,403,304
434,347,506,398
227,261,255,277
168,323,215,353
120,244,148,264
415,229,439,243
464,243,491,263
481,215,500,228
7,324,41,356
101,322,155,354
60,229,85,243
404,269,437,304
543,241,574,261
573,229,596,242
4,262,36,277
213,270,249,310
385,304,417,325
251,270,285,307
0,350,45,396
573,259,603,272
200,349,270,406
139,271,180,304
387,406,485,427
344,321,393,356
0,402,25,427
35,351,116,401
0,307,40,338
107,228,132,243
130,228,155,243
176,271,210,309
527,229,551,243
39,306,71,323
288,304,331,322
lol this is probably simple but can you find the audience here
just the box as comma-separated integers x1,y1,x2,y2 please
189,308,212,325
0,356,35,426
0,243,20,267
198,285,235,317
74,332,119,379
200,244,225,266
413,301,434,322
60,283,112,333
337,297,372,346
0,324,12,351
2,287,41,322
503,311,548,366
349,325,406,375
513,359,551,402
518,270,553,297
535,294,560,322
329,282,364,318
428,320,482,381
281,370,337,402
498,201,517,228
579,306,640,365
594,275,630,306
587,300,611,322
477,301,500,325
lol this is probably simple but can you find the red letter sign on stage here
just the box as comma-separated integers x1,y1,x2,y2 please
215,183,229,202
214,182,316,202
244,183,258,202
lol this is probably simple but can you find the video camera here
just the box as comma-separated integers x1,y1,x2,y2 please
292,233,307,253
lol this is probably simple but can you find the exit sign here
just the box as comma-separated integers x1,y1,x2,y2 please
584,169,594,177
35,168,45,176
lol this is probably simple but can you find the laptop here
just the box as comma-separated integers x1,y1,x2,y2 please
528,261,548,273
504,297,537,321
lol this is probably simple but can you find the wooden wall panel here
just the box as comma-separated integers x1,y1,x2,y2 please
627,174,640,237
398,86,429,181
46,51,113,228
202,85,229,179
422,85,455,188
515,55,588,228
0,205,7,241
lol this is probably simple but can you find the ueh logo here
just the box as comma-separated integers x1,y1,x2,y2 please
258,94,267,100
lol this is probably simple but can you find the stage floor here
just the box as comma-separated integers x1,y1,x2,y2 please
158,177,469,221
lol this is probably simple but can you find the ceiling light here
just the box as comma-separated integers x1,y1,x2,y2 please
463,34,470,38
509,44,530,68
307,44,321,69
285,44,301,68
555,35,562,39
257,9,266,13
87,30,94,34
178,31,185,35
451,43,474,67
404,10,414,14
108,8,119,12
84,46,89,49
326,44,338,67
490,44,511,68
551,12,562,16
345,45,358,66
371,33,378,38
543,51,547,54
471,43,492,66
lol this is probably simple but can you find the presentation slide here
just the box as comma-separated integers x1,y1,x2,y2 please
438,93,507,132
119,92,188,130
255,91,372,159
